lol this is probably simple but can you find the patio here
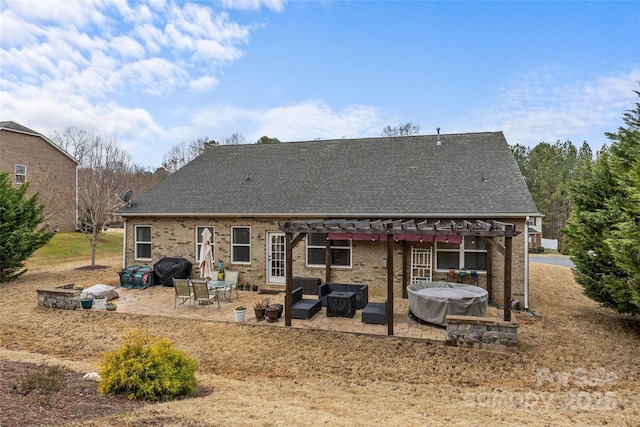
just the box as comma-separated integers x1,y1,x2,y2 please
107,285,503,343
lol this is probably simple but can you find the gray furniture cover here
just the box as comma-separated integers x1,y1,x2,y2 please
407,281,487,326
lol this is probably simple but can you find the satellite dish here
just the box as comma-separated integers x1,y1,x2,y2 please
120,189,133,208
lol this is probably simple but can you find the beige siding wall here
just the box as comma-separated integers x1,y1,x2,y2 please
125,217,527,303
0,130,77,232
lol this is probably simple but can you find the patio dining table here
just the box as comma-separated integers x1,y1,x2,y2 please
207,280,235,308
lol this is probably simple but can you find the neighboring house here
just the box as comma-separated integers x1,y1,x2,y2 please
119,132,538,307
528,213,544,248
0,121,78,232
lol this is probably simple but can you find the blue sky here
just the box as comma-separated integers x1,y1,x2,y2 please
1,0,639,169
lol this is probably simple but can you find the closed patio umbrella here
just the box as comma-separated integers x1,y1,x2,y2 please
198,228,214,280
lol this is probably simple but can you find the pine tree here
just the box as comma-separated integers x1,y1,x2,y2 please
605,91,640,313
0,172,54,282
565,90,640,316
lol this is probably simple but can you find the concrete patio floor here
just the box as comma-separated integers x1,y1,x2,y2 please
104,285,502,343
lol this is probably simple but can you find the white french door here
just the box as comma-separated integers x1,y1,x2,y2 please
267,232,286,284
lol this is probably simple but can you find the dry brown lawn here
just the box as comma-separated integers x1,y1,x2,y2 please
1,253,639,426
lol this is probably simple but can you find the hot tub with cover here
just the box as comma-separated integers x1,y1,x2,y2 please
407,281,488,326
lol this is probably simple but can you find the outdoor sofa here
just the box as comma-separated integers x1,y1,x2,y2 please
291,287,322,319
318,282,369,309
292,277,322,295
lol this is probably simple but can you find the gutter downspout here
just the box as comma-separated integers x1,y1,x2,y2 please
123,218,127,269
524,216,529,309
75,165,79,231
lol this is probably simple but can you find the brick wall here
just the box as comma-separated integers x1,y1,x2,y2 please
124,217,528,302
0,129,77,232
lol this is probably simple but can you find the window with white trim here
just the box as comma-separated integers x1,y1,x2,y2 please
135,225,152,260
306,233,351,267
15,164,26,184
435,237,487,271
196,226,215,262
231,226,251,264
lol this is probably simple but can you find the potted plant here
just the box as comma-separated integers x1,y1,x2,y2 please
94,295,107,310
270,303,284,319
80,297,93,309
233,305,246,322
251,284,259,292
106,302,117,311
78,288,93,309
254,299,267,320
266,304,279,322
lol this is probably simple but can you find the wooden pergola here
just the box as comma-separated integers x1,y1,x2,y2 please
279,218,520,335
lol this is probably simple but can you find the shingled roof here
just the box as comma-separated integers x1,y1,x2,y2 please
121,131,537,218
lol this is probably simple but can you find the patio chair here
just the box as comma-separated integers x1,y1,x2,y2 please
191,279,217,311
173,278,193,309
223,270,239,301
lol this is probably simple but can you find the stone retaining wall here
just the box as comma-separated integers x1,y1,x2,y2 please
37,283,81,310
445,314,518,352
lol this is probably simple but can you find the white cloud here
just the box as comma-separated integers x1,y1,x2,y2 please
119,57,188,95
0,9,41,48
220,0,287,12
189,76,219,92
1,0,261,100
110,36,146,59
0,0,275,168
188,100,382,144
473,67,640,147
1,0,108,29
255,101,381,141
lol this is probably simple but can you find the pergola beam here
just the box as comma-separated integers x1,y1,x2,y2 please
280,218,519,238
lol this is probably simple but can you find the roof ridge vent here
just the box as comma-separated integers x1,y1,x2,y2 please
436,128,441,146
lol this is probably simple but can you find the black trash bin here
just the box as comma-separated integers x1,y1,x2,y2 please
152,257,192,286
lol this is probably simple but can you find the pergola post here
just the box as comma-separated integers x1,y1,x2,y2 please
486,243,493,302
285,231,293,326
325,236,331,283
402,240,408,299
503,235,512,322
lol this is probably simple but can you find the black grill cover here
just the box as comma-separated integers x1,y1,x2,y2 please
152,257,192,286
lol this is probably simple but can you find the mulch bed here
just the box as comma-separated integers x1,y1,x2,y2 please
76,265,109,270
0,360,210,427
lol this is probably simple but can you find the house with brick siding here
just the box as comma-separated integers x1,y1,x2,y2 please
0,121,78,232
119,131,538,307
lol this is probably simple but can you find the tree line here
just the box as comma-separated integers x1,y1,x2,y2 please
511,139,595,247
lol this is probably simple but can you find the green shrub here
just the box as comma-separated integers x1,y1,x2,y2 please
98,329,198,401
19,362,66,406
